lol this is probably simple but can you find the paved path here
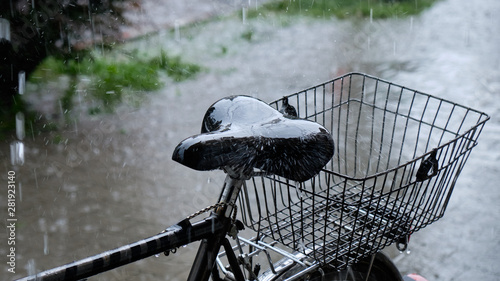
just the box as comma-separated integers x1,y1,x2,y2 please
122,0,271,39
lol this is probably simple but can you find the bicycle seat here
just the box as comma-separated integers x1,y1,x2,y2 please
172,96,334,182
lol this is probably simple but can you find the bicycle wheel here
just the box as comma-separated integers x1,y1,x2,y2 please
273,252,403,281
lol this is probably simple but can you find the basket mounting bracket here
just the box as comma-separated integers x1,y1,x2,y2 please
416,149,439,182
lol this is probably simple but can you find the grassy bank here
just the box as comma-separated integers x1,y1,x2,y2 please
252,0,439,19
0,50,202,140
29,50,202,116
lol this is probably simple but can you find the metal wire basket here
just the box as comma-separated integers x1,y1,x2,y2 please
237,72,489,269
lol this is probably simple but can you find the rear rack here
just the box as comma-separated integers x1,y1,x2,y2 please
237,72,489,269
216,235,318,281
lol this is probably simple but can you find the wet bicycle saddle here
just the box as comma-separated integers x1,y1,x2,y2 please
172,95,334,182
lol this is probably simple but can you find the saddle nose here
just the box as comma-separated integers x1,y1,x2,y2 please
172,96,334,182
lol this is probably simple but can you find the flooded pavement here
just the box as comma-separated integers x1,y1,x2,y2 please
121,0,273,39
1,0,500,280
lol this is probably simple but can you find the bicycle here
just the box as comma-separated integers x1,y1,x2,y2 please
16,72,489,281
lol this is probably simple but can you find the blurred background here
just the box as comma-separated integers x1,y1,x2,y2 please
1,0,499,280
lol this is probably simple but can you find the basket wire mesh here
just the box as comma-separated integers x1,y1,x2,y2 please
237,72,489,269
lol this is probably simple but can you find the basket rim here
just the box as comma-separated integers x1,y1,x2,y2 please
278,72,491,182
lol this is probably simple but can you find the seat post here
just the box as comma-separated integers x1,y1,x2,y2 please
187,172,245,281
216,172,246,218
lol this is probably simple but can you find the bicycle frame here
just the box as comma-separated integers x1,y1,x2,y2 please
16,174,245,281
187,174,245,281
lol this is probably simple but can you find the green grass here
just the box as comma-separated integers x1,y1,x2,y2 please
241,29,254,41
29,50,202,114
6,48,202,140
252,0,439,19
90,57,160,112
149,50,202,82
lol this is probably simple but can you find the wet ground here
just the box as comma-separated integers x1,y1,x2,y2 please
1,0,500,280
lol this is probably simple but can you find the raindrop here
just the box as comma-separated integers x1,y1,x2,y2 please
38,218,47,232
242,7,247,25
16,112,25,140
67,33,72,53
18,71,25,95
59,99,64,119
26,259,36,276
33,168,39,189
19,182,22,202
88,4,96,50
10,141,24,166
44,232,49,255
99,28,104,54
369,9,373,24
0,18,11,41
298,238,306,253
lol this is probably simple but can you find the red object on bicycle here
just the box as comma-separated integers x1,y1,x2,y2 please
404,273,429,281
